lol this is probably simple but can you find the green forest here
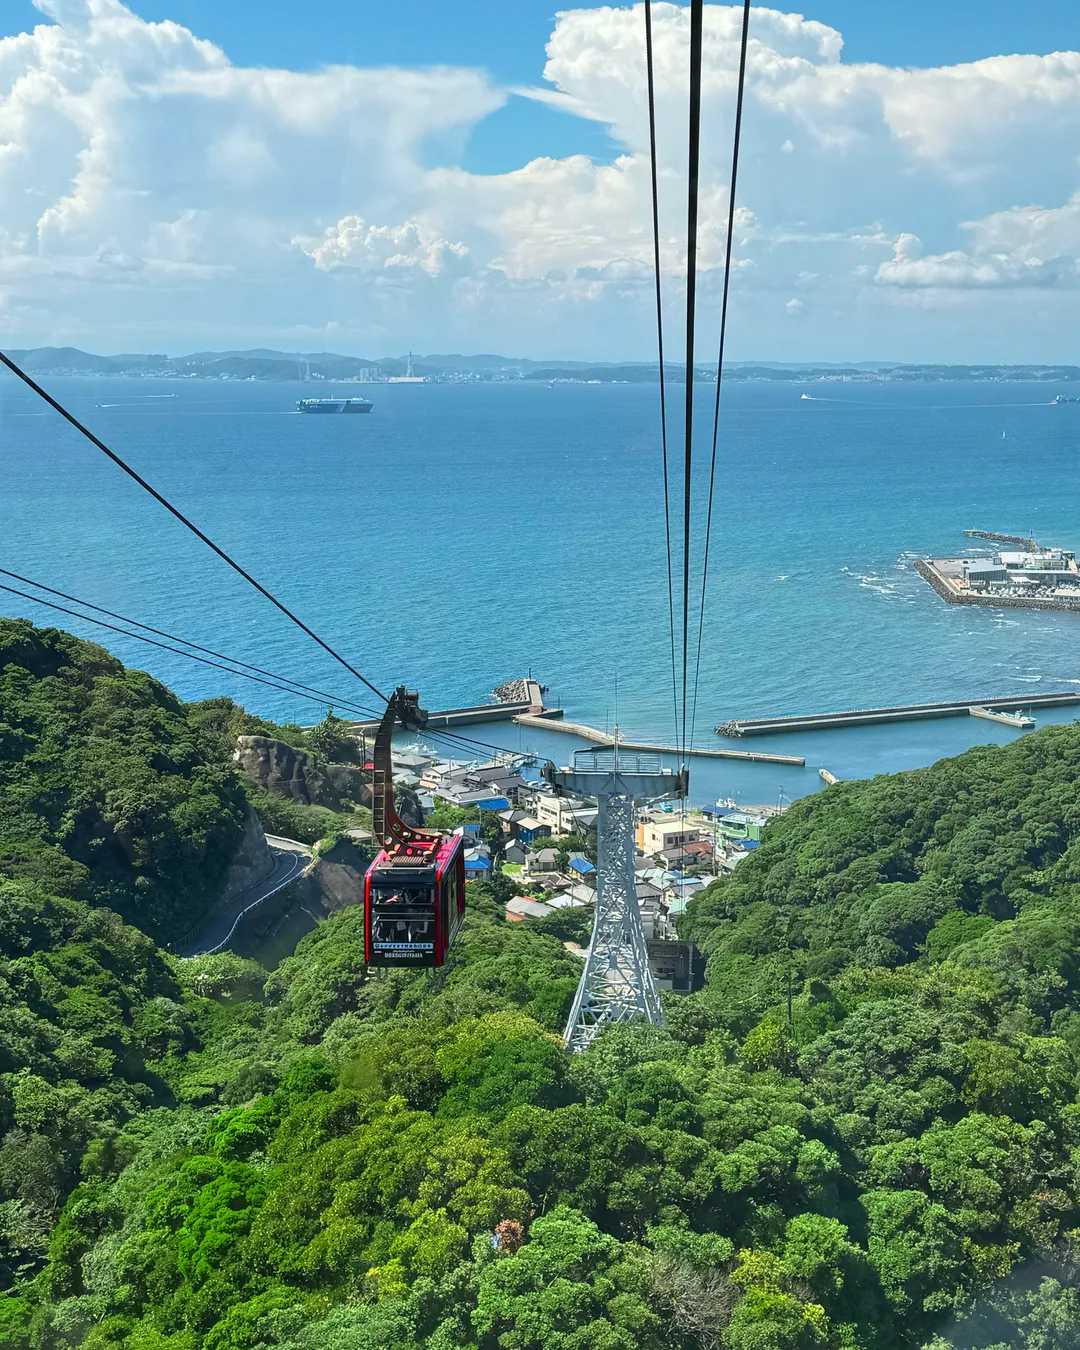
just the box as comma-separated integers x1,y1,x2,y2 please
3,617,1080,1349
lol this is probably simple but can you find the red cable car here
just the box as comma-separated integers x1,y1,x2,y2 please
364,687,466,968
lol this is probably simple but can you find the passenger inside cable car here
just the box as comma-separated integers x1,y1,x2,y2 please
369,884,436,952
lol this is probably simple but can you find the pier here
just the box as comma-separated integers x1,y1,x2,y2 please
513,713,805,765
348,677,558,734
970,706,1035,729
718,690,1080,738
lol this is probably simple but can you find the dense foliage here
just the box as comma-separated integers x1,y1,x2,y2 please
0,622,248,941
5,622,1080,1350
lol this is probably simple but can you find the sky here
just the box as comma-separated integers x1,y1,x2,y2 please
2,0,1080,361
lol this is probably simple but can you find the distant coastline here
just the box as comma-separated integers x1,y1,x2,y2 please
3,345,1080,386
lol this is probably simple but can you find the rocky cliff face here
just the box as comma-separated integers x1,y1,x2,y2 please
310,836,372,913
217,805,276,905
234,735,370,812
227,837,371,961
395,785,425,828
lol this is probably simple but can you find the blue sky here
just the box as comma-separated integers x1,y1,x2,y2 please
9,0,1078,73
3,1,1080,360
6,0,1080,173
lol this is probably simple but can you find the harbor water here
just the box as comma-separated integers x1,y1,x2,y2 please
4,374,1080,806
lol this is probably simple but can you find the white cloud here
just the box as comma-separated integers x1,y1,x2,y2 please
297,216,470,275
2,0,1080,357
876,199,1080,290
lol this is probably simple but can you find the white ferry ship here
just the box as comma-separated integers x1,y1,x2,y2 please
296,397,373,414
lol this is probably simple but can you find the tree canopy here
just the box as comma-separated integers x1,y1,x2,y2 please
5,621,1080,1350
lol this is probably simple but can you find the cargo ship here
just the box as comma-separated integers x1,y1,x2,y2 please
296,397,373,414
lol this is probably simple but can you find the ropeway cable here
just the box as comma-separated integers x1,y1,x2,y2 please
0,357,528,762
0,349,390,706
0,570,531,762
644,0,681,756
0,566,385,718
689,0,752,748
0,581,384,718
680,0,706,761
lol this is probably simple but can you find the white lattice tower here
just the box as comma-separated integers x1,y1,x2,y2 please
544,752,687,1052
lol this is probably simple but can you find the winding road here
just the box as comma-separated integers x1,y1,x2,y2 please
176,836,311,957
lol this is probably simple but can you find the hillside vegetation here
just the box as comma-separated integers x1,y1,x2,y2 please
3,620,1080,1349
0,621,248,941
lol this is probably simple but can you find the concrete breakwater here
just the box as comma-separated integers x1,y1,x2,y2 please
962,530,1038,549
915,558,1080,613
719,689,1080,737
512,713,806,766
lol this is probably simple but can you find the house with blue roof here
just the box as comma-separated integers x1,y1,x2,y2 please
464,845,492,878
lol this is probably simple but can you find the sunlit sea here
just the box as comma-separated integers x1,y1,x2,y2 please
4,373,1080,806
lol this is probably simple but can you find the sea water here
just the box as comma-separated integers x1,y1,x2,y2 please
3,373,1079,806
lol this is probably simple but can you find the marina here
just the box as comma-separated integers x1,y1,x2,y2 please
918,531,1080,611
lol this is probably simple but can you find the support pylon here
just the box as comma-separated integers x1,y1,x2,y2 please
543,751,687,1052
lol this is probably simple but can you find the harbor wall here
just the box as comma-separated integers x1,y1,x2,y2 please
915,558,1080,613
720,690,1080,736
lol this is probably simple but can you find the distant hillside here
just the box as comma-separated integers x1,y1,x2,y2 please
3,345,1080,383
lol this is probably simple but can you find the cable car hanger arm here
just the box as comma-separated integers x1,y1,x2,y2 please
372,686,442,852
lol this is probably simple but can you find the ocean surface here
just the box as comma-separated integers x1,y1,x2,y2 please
4,373,1080,807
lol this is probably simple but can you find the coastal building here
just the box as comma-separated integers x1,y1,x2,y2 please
533,792,590,837
639,894,667,940
525,846,561,876
716,810,768,843
636,866,680,891
496,810,551,846
636,814,702,855
392,751,434,775
560,883,598,907
567,855,596,885
464,845,492,878
418,760,462,791
506,896,555,922
647,939,700,994
664,875,707,915
929,544,1080,599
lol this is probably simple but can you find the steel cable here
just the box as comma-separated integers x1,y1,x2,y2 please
0,578,526,771
0,566,384,716
690,0,752,748
643,0,681,754
0,581,382,717
680,0,706,759
0,350,389,705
